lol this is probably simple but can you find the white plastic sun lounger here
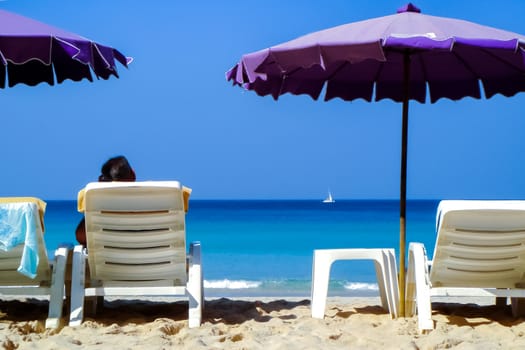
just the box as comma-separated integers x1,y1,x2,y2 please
69,181,203,328
406,200,525,332
0,198,69,329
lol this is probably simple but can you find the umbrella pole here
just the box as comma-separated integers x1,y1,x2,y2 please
399,52,410,317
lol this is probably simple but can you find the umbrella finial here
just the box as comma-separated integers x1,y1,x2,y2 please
397,3,421,14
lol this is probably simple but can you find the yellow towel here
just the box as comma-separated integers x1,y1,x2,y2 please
0,197,46,231
182,186,192,212
77,185,192,213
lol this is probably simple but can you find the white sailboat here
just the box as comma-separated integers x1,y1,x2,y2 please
322,190,335,203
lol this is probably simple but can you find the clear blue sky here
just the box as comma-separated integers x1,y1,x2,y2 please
2,0,525,200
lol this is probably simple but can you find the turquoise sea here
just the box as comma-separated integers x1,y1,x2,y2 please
43,200,440,298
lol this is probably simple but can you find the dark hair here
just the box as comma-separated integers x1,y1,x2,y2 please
98,156,136,182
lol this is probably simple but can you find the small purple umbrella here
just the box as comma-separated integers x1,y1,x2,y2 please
0,9,130,88
226,3,525,315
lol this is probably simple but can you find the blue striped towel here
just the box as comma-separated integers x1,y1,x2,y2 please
0,202,40,278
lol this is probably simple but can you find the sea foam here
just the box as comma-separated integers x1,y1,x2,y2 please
344,282,379,291
204,279,262,289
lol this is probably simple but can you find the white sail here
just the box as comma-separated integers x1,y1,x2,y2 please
322,191,335,203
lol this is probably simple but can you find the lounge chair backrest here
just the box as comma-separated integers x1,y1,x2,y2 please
0,198,69,329
0,201,51,285
430,200,525,289
83,181,187,285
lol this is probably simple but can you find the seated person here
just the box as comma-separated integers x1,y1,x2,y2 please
75,156,192,246
75,156,135,245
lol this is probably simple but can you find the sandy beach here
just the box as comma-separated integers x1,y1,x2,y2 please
2,296,525,349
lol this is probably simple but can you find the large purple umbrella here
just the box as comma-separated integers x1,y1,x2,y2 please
226,3,525,315
0,9,130,88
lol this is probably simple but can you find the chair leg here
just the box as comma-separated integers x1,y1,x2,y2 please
45,246,69,329
511,298,525,317
372,250,399,318
187,242,202,328
405,245,417,317
84,296,100,316
383,249,399,318
311,250,332,319
69,245,87,327
407,243,434,332
373,258,389,312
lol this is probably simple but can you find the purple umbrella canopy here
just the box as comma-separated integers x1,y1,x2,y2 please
0,9,131,89
226,3,525,315
227,3,525,103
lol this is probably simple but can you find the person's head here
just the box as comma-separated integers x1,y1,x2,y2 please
98,156,136,182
